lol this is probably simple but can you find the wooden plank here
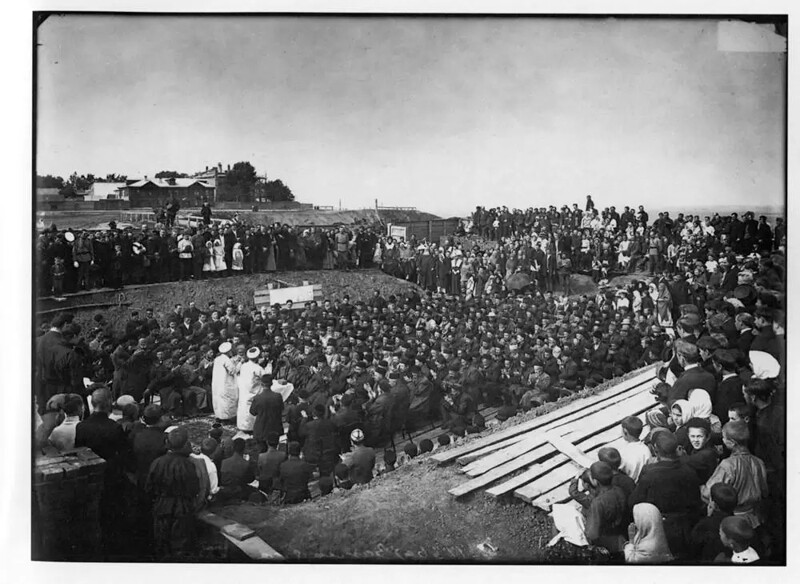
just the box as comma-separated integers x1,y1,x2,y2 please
462,388,654,478
221,523,256,541
545,433,595,469
489,412,650,499
197,510,236,530
431,365,658,465
485,425,622,498
447,391,657,497
519,437,627,504
531,483,573,512
222,532,284,561
457,379,649,468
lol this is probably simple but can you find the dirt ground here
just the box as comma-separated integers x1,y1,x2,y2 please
211,457,555,562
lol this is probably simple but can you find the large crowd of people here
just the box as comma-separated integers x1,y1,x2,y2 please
34,197,786,563
36,212,385,296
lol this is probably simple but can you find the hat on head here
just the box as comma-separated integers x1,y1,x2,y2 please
218,341,233,354
350,428,365,444
116,394,136,408
246,347,260,359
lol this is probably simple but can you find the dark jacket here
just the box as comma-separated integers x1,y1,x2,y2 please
145,451,200,516
298,417,339,471
131,425,167,488
278,456,314,503
249,388,284,443
667,365,717,406
75,412,129,478
348,445,376,485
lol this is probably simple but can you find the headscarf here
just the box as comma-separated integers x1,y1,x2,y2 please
624,503,674,564
646,409,670,430
749,350,780,380
687,389,713,419
670,399,691,427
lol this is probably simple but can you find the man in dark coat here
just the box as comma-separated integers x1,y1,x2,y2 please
219,438,256,502
298,403,339,476
667,339,717,406
249,374,284,451
278,441,314,504
630,432,703,560
347,428,376,485
75,388,130,557
131,404,167,488
256,433,286,495
711,349,744,425
145,426,200,559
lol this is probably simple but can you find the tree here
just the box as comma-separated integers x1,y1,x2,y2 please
36,174,65,189
220,161,258,202
155,170,189,180
262,179,295,203
104,173,128,182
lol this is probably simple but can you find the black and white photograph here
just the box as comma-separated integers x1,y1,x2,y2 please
17,3,792,572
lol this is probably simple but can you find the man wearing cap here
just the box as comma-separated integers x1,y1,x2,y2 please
236,347,264,433
711,349,744,425
145,426,200,559
211,341,238,423
347,428,376,485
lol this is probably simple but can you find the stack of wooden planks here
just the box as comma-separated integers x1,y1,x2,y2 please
431,365,660,510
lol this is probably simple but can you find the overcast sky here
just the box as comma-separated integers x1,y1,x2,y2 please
36,15,786,217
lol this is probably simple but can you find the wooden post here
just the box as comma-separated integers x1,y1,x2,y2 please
428,220,433,241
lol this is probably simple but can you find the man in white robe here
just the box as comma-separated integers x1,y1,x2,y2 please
236,347,264,432
212,342,238,422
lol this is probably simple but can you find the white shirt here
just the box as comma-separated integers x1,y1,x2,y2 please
731,546,759,564
48,416,80,451
192,453,219,496
618,439,652,482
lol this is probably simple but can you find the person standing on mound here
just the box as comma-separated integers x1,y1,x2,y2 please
212,342,238,423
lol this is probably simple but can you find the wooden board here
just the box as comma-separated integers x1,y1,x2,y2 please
447,391,657,497
431,365,658,465
222,532,284,561
545,433,595,469
462,388,655,478
487,413,649,499
458,385,648,474
526,435,629,512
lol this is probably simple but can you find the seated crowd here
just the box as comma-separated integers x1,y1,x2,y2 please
34,199,785,562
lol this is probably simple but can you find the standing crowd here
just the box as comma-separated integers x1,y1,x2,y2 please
34,197,785,563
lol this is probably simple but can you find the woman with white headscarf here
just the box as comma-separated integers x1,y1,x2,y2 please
624,502,674,564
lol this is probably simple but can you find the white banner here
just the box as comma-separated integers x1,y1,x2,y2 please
389,225,407,239
269,285,316,306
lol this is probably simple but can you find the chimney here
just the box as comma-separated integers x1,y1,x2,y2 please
144,175,148,181
205,165,208,172
227,164,231,172
218,163,222,172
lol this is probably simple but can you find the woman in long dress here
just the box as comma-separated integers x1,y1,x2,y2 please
265,228,277,272
211,342,238,422
236,348,264,432
213,239,227,273
656,280,673,328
